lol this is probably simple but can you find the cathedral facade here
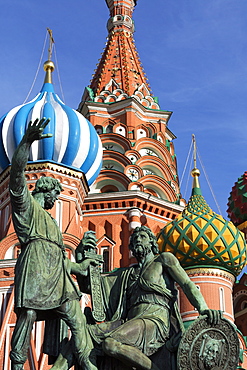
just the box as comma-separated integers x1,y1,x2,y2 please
0,0,246,368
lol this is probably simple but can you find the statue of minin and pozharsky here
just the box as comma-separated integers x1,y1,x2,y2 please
9,119,239,370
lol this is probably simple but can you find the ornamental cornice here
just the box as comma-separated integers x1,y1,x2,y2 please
82,99,172,122
107,16,135,33
0,161,86,185
185,267,235,282
25,162,86,180
85,189,184,212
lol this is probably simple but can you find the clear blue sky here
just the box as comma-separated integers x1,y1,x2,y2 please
1,0,247,219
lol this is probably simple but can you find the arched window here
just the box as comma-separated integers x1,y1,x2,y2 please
4,205,9,230
56,200,63,231
240,300,247,310
115,126,126,136
106,125,113,133
194,285,200,311
101,247,110,273
157,135,163,143
88,221,96,232
219,287,225,312
101,185,118,193
136,128,147,140
95,125,103,135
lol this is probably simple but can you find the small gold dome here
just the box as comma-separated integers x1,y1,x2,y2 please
43,60,55,72
43,60,55,84
191,168,200,177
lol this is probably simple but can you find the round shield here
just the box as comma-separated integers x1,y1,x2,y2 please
177,316,239,370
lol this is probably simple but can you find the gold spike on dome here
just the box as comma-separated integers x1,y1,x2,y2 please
43,60,55,84
43,28,55,84
191,134,201,190
191,168,200,190
157,135,247,276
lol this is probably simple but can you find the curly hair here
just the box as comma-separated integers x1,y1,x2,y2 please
32,177,63,195
129,225,160,255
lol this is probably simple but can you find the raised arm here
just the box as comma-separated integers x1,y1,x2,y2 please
161,252,221,324
10,118,51,193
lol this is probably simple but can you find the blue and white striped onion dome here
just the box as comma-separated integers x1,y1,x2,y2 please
0,62,102,185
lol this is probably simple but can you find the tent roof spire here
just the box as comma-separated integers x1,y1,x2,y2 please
86,0,159,109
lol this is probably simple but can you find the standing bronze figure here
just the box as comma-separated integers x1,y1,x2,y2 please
9,119,97,370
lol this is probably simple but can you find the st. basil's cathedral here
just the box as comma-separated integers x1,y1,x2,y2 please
0,0,246,368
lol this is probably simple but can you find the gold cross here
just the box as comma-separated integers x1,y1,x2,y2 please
47,28,55,61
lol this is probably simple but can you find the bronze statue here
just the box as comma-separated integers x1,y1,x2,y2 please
52,225,221,370
97,226,220,369
9,119,98,370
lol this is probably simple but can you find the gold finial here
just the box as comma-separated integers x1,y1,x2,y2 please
43,28,55,84
190,134,200,189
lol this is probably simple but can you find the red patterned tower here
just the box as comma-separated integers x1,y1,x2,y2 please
87,0,151,102
78,0,184,271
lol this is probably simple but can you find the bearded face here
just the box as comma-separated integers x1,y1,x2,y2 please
43,189,60,210
131,231,153,260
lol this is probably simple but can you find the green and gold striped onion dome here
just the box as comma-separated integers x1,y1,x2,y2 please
157,184,247,277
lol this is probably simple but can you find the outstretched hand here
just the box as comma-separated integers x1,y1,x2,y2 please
200,309,222,325
71,257,103,277
24,118,52,143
